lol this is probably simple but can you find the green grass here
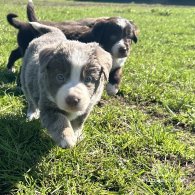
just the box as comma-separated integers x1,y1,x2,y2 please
0,1,195,194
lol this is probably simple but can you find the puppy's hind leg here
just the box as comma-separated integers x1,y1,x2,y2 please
7,47,22,73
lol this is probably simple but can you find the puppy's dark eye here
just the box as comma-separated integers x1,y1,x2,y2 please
56,74,65,82
84,76,93,83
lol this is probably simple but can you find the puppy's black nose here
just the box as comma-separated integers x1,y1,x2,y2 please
119,47,127,55
66,95,80,107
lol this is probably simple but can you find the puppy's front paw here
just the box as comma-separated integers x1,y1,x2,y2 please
106,83,119,96
60,127,77,148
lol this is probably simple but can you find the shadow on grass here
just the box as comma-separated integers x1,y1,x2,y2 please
0,68,16,84
75,0,195,6
0,114,54,193
0,68,22,97
0,85,22,97
0,67,55,193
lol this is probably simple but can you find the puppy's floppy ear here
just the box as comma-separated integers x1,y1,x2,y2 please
129,21,139,43
95,46,112,81
39,47,55,72
131,31,138,43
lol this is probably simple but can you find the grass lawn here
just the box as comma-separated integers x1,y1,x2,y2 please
0,0,195,194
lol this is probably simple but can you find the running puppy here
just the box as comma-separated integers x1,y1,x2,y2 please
20,22,112,148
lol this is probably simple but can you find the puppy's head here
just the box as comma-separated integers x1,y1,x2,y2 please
39,41,112,114
91,17,138,59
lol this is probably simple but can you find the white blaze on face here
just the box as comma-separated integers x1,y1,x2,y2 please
117,18,127,29
111,19,129,69
55,48,90,114
111,18,130,61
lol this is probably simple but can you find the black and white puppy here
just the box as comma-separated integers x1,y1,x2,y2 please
78,17,138,95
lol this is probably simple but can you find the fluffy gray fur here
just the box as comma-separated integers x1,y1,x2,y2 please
20,22,112,148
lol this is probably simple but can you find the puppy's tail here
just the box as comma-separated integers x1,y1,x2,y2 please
7,13,24,29
27,0,38,22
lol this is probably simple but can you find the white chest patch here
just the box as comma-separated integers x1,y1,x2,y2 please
68,111,85,121
112,57,127,70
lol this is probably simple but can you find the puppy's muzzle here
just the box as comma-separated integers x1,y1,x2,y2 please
118,46,128,57
56,82,90,113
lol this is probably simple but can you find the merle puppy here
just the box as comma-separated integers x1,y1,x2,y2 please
21,22,112,148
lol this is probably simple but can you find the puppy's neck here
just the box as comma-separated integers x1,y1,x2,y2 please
67,110,87,121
